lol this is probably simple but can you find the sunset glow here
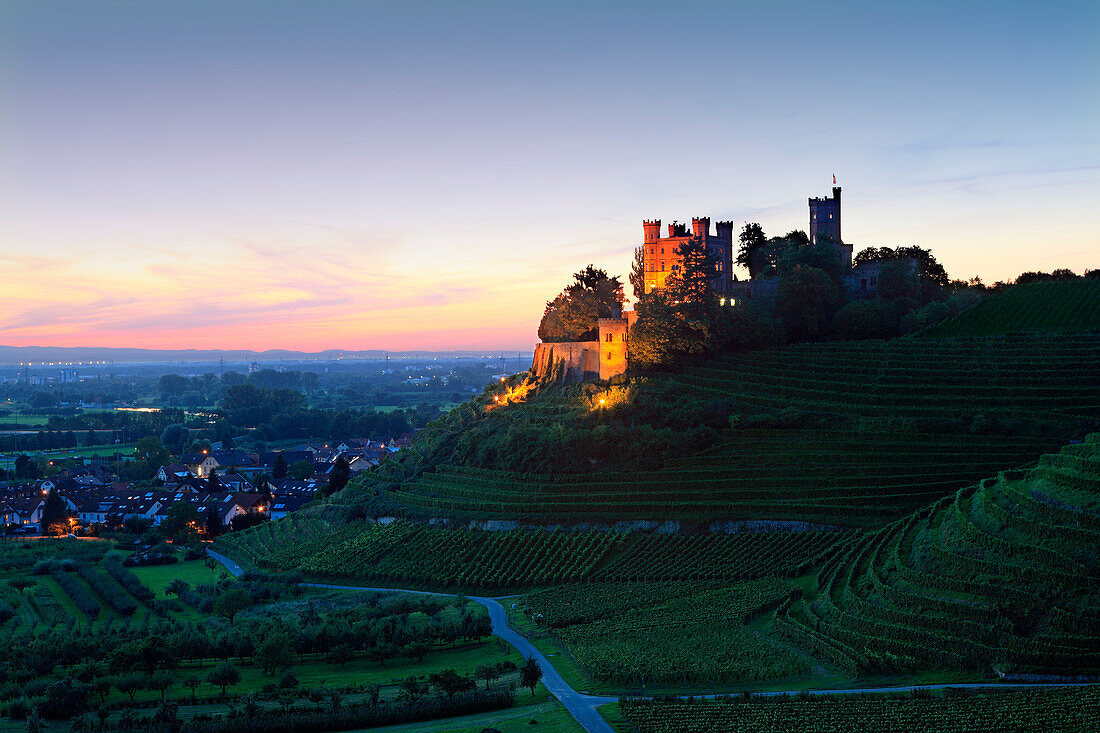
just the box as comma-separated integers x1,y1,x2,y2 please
2,1,1097,351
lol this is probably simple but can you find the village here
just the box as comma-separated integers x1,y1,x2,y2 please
0,437,409,537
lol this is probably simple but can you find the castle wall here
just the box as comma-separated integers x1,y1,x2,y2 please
531,341,601,383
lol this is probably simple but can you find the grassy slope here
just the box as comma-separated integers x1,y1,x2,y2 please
920,279,1100,338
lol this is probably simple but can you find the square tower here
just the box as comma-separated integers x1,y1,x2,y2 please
809,186,852,270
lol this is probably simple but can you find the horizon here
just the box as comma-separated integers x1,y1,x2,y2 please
2,0,1097,351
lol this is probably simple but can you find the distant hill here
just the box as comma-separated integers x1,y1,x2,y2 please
920,279,1100,338
0,345,528,365
774,434,1100,676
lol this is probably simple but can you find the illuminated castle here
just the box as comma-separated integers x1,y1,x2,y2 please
641,217,735,295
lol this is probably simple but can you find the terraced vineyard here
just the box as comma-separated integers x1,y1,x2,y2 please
921,279,1100,338
360,333,1099,527
620,685,1100,732
370,430,1065,527
523,579,803,685
216,521,853,591
773,435,1100,677
670,333,1100,421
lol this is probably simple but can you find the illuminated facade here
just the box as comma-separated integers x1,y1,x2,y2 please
642,217,734,295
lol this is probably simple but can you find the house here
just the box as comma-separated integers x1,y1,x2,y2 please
267,478,322,496
0,502,16,526
269,495,313,520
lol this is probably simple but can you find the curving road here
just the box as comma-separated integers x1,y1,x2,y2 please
207,550,1094,732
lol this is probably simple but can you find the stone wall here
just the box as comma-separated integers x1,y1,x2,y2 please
531,341,601,383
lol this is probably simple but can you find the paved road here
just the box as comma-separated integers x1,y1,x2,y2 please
206,550,615,731
207,550,1094,732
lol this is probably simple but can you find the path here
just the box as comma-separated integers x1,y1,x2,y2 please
206,550,1095,732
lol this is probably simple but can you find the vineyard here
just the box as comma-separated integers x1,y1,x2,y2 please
921,279,1100,338
522,579,804,686
215,521,853,591
669,332,1100,421
619,685,1100,732
357,332,1099,527
772,434,1100,677
371,430,1066,527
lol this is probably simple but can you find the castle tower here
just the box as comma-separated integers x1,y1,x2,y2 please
809,186,852,270
597,317,629,381
643,220,661,244
809,186,842,245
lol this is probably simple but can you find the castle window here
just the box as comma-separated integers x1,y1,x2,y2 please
606,352,612,360
605,333,613,342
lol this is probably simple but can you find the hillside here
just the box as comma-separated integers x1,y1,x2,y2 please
347,332,1100,528
774,435,1100,677
920,279,1100,338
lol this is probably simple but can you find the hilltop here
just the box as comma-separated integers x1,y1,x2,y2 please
920,279,1100,338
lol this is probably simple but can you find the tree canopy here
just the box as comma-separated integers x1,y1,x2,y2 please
538,265,624,342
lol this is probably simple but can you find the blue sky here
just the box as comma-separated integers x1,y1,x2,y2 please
1,0,1097,350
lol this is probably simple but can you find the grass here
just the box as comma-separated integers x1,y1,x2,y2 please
504,603,594,693
130,553,228,598
350,699,584,732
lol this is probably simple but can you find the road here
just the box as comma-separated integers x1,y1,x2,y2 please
206,550,1095,732
206,550,616,731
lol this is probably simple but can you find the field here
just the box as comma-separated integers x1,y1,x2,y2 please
216,519,854,591
617,685,1100,732
921,279,1100,338
772,434,1100,678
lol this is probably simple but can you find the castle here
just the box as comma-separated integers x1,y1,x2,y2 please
532,185,887,382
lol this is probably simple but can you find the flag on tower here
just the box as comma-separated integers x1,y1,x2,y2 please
833,174,837,185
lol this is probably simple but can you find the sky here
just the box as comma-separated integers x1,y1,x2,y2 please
1,0,1097,352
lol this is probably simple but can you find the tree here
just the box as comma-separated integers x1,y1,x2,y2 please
398,676,428,702
289,460,313,481
272,454,289,480
134,436,170,477
663,236,720,306
8,577,34,596
325,455,351,496
182,676,201,704
629,246,646,300
538,265,624,342
39,486,69,534
777,265,839,342
520,656,543,696
474,664,500,691
206,661,241,696
14,454,37,481
255,633,295,675
429,669,475,698
326,643,355,668
628,290,721,371
158,374,188,396
159,502,199,539
112,674,147,702
147,671,173,701
159,424,190,455
736,222,767,277
212,588,251,622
